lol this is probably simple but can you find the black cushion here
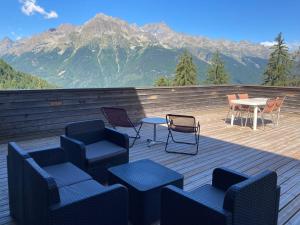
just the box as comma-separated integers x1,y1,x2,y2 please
54,180,106,208
43,162,91,188
66,120,105,144
85,140,127,165
190,184,226,211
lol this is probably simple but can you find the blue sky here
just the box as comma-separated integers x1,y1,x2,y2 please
0,0,299,46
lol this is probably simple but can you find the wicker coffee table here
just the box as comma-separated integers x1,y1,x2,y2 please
108,159,184,225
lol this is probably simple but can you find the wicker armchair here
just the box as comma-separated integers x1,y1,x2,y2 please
61,119,129,183
161,167,280,225
7,142,128,225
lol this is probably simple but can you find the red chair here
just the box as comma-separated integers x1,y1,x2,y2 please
244,98,277,130
225,94,245,125
101,107,142,147
273,96,286,126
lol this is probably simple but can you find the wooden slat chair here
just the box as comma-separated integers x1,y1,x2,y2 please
101,107,142,147
165,114,200,155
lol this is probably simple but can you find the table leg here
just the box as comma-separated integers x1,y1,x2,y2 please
147,123,165,147
153,124,157,141
253,106,258,130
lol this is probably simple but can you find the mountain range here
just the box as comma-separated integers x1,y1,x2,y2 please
0,13,271,88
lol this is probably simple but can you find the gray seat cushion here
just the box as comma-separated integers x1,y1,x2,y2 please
43,162,91,187
52,180,105,208
85,140,127,165
190,184,226,211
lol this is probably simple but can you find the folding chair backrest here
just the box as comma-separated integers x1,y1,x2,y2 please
227,94,237,108
238,93,249,99
101,107,133,128
263,99,277,113
166,114,197,133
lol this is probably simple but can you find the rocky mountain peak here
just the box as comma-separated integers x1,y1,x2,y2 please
57,24,77,33
82,13,134,33
0,12,271,59
0,37,14,53
142,22,173,35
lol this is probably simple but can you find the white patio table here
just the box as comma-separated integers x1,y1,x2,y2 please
230,98,268,130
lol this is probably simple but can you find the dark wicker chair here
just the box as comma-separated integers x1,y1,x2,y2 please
101,107,142,147
7,142,128,225
61,119,129,183
161,167,280,225
165,114,200,155
7,142,30,224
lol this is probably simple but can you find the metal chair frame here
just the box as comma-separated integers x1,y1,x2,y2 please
101,107,142,147
165,114,200,155
225,94,247,126
273,96,286,126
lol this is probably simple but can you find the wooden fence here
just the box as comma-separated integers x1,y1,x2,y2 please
0,85,299,142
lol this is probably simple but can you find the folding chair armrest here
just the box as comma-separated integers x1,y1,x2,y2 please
60,135,86,169
104,128,129,150
212,167,249,191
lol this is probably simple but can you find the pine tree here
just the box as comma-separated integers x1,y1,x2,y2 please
154,76,172,86
263,32,294,86
206,51,229,84
174,51,197,86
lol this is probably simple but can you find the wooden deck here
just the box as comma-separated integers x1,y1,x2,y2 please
1,108,300,225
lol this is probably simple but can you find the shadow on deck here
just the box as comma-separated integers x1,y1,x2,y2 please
0,109,300,225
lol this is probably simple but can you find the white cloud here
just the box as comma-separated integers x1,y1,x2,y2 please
19,0,58,19
260,41,277,47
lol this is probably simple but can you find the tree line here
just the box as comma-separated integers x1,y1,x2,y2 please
155,32,300,87
0,59,55,89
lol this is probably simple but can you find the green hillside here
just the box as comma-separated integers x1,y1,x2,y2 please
2,45,267,88
0,59,55,89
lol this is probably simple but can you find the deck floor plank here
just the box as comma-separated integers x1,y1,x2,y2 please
0,108,300,225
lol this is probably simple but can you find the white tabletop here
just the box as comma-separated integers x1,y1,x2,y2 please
141,117,166,124
231,98,268,106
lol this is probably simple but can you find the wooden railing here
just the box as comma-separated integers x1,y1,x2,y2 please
0,85,299,141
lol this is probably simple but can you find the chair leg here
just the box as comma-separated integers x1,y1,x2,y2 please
271,113,276,127
276,111,280,126
195,129,200,154
164,130,171,152
244,110,251,127
225,108,232,123
130,123,143,148
261,114,265,130
165,130,199,155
